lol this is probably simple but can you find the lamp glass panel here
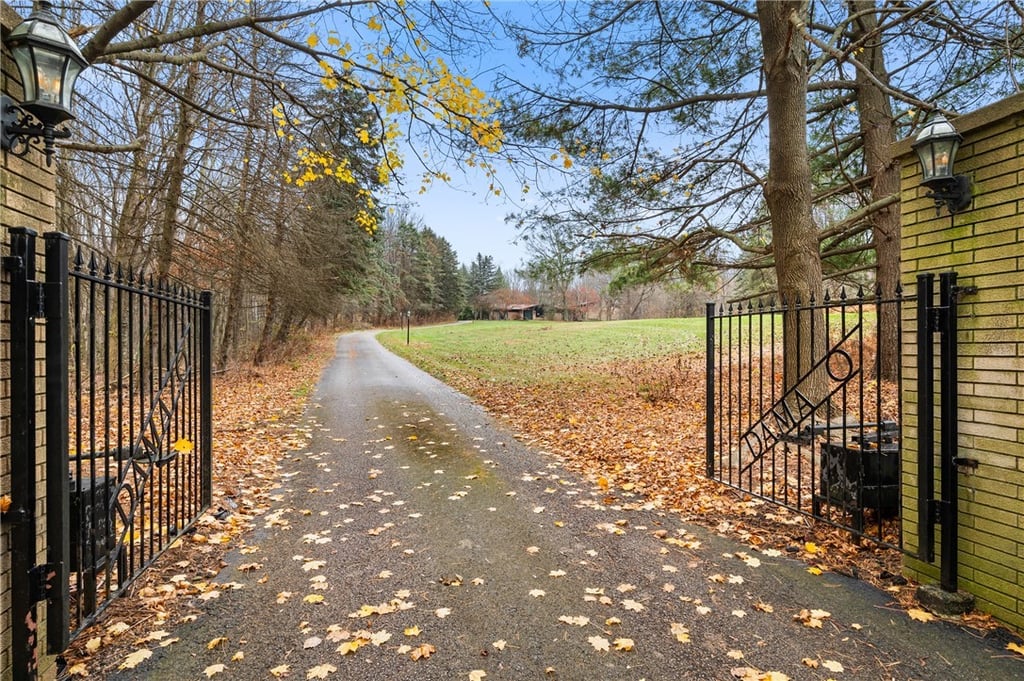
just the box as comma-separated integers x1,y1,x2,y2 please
930,139,957,180
10,46,37,101
32,48,66,106
60,58,83,110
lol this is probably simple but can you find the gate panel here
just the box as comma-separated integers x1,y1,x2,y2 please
65,247,212,638
2,227,213,671
705,288,909,549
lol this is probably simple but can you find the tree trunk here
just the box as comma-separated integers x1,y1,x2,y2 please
155,3,205,279
850,0,900,381
757,1,827,404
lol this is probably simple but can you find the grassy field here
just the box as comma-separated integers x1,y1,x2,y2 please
376,318,707,387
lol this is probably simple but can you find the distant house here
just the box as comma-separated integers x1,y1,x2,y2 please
491,303,542,321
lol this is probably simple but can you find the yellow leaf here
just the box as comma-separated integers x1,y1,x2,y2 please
67,662,88,677
492,640,506,650
807,566,823,576
613,638,634,651
306,34,319,48
270,665,290,677
85,636,102,654
231,651,244,662
207,637,228,650
159,637,179,648
822,659,844,672
529,589,545,598
727,650,744,660
306,663,337,679
303,594,324,604
404,626,422,636
804,541,818,554
435,607,451,618
1007,642,1024,655
337,640,363,655
118,649,152,670
410,643,436,660
204,663,226,677
670,623,691,643
908,608,935,622
468,671,487,681
107,622,131,636
588,635,610,652
172,438,194,453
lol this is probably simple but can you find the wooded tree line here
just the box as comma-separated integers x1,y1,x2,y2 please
36,1,1023,373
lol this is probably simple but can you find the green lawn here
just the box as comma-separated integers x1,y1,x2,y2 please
376,318,707,386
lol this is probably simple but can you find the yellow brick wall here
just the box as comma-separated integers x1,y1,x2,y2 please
2,2,58,679
896,92,1024,631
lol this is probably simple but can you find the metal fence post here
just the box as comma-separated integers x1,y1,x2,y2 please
916,273,935,563
705,302,716,478
43,232,70,653
938,271,959,592
200,290,213,507
6,227,41,680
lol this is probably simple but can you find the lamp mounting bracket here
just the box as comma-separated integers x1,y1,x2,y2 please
1,95,71,166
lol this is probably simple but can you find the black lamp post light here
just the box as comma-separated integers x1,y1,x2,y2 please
1,0,87,166
911,113,972,215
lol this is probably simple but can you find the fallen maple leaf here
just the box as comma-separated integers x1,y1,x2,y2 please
492,640,506,650
303,636,322,649
435,607,452,618
66,663,88,677
410,643,436,660
727,650,745,660
306,663,337,679
269,664,290,677
85,636,102,654
159,637,179,648
622,599,644,612
908,608,935,622
588,635,610,652
207,636,228,650
1008,642,1024,656
303,594,324,604
669,623,691,643
558,615,590,627
404,626,422,637
337,640,363,655
204,663,226,677
231,651,244,662
529,589,546,598
821,659,844,672
107,622,131,637
118,649,152,670
468,671,487,681
613,638,634,651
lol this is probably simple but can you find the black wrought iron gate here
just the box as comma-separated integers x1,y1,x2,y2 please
3,227,212,679
706,276,968,584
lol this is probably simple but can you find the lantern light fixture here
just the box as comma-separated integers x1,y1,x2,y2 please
911,113,972,214
1,0,88,166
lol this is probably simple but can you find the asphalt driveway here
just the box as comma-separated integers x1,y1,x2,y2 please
107,331,1022,680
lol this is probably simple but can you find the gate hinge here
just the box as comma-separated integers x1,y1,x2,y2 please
29,562,60,605
928,499,950,525
953,285,978,298
2,255,24,272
